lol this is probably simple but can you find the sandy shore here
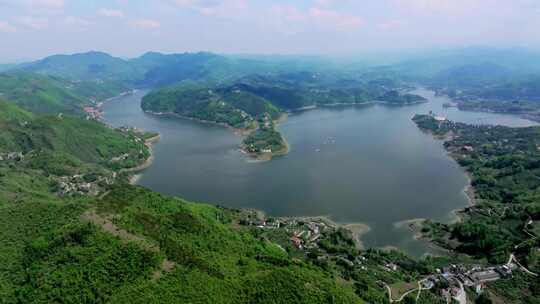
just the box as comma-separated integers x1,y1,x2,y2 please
343,223,371,250
394,218,427,240
394,218,453,256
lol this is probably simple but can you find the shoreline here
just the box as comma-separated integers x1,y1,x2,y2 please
429,90,540,125
121,134,161,184
146,110,291,162
144,110,253,133
343,223,371,250
109,88,465,257
394,218,453,255
287,99,428,113
276,214,372,250
243,113,291,162
415,123,476,225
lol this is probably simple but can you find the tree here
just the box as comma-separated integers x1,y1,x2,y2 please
475,293,493,304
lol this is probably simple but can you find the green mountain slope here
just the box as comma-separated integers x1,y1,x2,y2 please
141,84,280,128
0,98,152,183
20,51,138,82
16,51,248,87
0,72,127,114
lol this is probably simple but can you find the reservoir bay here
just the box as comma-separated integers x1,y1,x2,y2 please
104,88,538,257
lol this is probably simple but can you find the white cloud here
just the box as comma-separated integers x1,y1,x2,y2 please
0,21,17,33
392,0,488,15
377,19,406,30
172,0,248,17
129,19,160,29
16,16,48,29
268,4,363,32
64,16,92,28
314,0,349,8
29,0,64,9
308,7,363,30
98,8,125,18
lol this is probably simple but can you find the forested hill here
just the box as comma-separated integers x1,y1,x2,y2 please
142,73,426,118
141,84,281,129
0,72,127,115
12,51,291,87
413,115,540,264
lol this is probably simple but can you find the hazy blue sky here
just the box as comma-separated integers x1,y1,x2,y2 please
0,0,539,61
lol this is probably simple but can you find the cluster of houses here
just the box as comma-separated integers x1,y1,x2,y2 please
111,153,130,162
0,152,24,162
239,212,336,251
428,110,447,122
419,262,517,301
84,90,137,121
56,174,114,197
83,105,103,120
289,221,326,250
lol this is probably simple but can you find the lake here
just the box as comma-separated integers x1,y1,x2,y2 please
103,88,538,257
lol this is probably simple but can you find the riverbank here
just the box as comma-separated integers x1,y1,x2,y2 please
121,134,161,184
395,218,453,256
272,215,371,250
287,99,428,113
428,90,540,125
146,110,290,161
144,110,255,133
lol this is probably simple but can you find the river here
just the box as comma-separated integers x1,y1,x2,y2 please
103,88,538,258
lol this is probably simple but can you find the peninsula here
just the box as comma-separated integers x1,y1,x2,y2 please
141,84,288,160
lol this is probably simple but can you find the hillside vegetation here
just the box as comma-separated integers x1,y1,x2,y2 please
15,51,286,87
0,72,127,114
0,101,366,303
413,115,540,266
3,48,540,303
142,84,280,128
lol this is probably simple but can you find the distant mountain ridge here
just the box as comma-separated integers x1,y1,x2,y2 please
13,51,235,86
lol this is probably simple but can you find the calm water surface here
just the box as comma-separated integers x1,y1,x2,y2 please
103,88,538,257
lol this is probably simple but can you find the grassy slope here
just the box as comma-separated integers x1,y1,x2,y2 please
99,186,363,304
0,101,149,167
0,101,150,203
0,72,127,114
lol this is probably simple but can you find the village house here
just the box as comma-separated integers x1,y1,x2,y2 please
462,145,474,152
4,152,24,161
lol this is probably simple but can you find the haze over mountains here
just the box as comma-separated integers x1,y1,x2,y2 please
1,47,540,115
1,43,540,303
